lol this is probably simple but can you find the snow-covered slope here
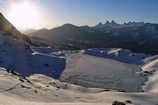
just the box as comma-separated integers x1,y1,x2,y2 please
26,47,154,92
1,12,158,105
0,68,158,105
60,54,147,92
85,48,150,65
0,37,151,93
0,13,65,79
141,56,158,93
0,32,65,79
0,32,30,52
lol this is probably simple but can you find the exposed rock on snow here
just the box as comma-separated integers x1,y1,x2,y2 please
112,101,126,105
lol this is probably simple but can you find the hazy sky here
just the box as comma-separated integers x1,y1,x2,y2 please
0,0,158,29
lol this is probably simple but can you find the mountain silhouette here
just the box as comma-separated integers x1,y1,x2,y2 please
29,22,158,54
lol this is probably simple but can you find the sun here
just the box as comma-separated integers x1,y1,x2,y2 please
7,1,43,30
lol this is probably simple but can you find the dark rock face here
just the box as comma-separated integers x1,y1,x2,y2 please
112,101,126,105
125,100,132,104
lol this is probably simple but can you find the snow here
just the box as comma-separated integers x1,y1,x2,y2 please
1,13,158,105
0,32,65,79
0,33,151,93
0,68,157,105
85,48,150,65
60,54,147,92
141,57,158,93
13,45,154,93
1,32,158,104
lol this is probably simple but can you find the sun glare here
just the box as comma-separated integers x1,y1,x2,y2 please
7,1,43,30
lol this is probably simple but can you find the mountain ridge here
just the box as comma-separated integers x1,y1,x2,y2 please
29,21,158,54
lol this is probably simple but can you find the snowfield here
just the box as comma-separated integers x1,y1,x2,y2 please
0,33,65,79
0,68,158,105
85,48,150,65
0,36,148,93
60,54,146,92
1,12,158,105
1,32,158,104
142,58,158,93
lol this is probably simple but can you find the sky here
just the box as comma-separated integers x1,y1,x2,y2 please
0,0,158,30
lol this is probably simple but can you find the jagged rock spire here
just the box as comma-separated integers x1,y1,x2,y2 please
111,20,117,24
105,20,110,24
98,22,103,26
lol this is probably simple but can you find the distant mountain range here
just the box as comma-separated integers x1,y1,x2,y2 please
0,13,158,105
28,21,158,54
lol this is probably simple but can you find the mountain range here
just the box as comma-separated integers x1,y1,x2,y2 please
29,21,158,54
1,12,158,105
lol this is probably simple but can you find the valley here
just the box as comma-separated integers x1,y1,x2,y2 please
0,12,158,105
